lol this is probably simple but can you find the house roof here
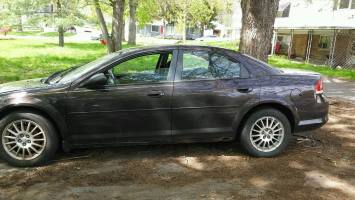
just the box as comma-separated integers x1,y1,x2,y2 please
275,17,355,30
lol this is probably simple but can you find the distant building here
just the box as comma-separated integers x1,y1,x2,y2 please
273,0,355,68
204,0,242,39
136,20,201,40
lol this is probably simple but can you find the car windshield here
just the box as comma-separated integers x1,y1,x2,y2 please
45,48,143,85
46,52,119,85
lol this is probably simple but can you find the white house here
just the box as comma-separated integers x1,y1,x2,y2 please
273,0,355,68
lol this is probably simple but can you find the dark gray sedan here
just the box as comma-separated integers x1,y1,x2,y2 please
0,45,328,167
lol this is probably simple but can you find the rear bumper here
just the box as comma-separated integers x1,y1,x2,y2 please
294,95,329,133
294,115,328,132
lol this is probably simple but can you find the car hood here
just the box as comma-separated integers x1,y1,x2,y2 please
0,78,51,94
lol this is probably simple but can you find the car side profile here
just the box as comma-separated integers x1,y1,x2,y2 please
0,45,329,167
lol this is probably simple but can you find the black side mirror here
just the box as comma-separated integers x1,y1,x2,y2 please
83,73,107,89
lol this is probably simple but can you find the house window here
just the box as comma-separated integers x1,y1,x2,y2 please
337,0,355,9
318,36,330,49
151,25,159,32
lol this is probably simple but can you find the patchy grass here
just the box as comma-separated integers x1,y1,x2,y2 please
269,55,355,80
0,38,107,83
6,31,41,36
39,32,76,37
185,40,239,51
8,31,76,37
204,40,239,51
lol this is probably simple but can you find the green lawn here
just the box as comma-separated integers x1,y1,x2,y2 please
8,31,76,37
0,38,107,83
0,38,354,83
269,56,355,80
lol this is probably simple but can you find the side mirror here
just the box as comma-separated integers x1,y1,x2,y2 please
83,73,107,89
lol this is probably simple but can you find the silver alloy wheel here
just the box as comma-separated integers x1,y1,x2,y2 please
2,119,46,160
249,116,285,152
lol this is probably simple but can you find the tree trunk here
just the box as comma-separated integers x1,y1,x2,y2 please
200,24,204,37
17,15,23,32
162,21,166,39
128,0,138,45
122,21,126,42
112,0,125,51
58,25,64,47
239,0,279,62
93,0,114,53
57,0,64,47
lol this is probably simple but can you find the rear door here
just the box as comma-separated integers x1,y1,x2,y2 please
171,47,259,142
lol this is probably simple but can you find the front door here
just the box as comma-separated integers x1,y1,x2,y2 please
66,50,178,145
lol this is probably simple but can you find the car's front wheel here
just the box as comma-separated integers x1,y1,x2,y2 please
0,111,58,167
240,108,291,157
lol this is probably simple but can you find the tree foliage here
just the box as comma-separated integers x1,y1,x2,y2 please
136,0,158,27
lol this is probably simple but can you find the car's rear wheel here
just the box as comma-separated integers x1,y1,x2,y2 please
0,112,58,167
240,108,291,157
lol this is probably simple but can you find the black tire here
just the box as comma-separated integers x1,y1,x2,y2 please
240,108,291,157
0,111,58,167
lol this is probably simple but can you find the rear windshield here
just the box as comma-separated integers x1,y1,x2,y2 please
242,54,283,75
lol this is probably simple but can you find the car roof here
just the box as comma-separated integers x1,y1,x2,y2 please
118,45,239,56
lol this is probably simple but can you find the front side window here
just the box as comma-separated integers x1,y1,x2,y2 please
111,52,172,85
181,50,249,81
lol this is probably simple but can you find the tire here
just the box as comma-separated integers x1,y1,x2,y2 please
0,111,58,167
240,108,291,157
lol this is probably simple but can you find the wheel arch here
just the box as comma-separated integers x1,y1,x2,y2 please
234,102,297,138
0,105,66,143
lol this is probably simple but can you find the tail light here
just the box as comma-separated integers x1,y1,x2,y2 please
315,79,323,95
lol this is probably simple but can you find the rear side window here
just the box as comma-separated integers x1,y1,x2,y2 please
210,53,249,79
181,50,249,80
182,51,213,80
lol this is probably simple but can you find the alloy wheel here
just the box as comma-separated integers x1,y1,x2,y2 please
2,119,46,160
249,116,285,152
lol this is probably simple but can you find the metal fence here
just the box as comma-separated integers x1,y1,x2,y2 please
327,31,355,69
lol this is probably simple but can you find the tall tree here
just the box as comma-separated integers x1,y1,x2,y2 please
136,0,158,27
0,0,37,31
93,0,114,53
111,0,125,51
128,0,138,45
157,0,181,38
188,0,219,36
239,0,279,62
51,0,83,47
56,0,64,47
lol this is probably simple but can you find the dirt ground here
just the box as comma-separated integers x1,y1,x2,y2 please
0,98,354,200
